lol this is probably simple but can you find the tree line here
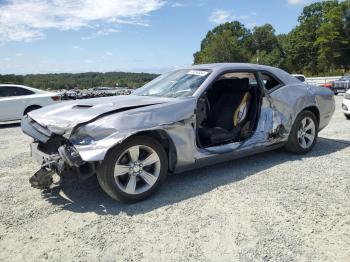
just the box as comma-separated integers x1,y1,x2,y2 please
194,0,350,76
0,72,158,90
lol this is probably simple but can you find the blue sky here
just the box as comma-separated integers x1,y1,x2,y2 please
0,0,317,74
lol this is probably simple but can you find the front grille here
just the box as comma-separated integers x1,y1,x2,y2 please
38,136,66,154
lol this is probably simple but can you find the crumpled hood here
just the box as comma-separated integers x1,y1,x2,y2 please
28,95,173,135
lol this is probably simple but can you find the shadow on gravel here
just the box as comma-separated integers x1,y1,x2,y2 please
41,137,350,215
0,122,20,129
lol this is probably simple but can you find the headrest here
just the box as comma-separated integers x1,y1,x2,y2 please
213,78,250,92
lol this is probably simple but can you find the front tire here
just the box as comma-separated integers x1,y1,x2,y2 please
97,136,168,203
285,111,318,154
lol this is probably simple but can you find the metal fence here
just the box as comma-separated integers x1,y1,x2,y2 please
306,76,341,85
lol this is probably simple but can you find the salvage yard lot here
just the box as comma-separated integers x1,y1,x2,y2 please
0,95,349,261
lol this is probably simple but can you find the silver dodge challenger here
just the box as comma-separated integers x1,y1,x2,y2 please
21,63,335,203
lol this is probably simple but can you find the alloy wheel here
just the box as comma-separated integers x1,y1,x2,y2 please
113,145,161,195
297,116,316,149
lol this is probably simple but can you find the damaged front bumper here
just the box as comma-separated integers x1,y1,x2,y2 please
22,116,96,188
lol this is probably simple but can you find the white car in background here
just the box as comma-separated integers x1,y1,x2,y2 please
292,74,306,82
342,89,350,120
0,84,61,122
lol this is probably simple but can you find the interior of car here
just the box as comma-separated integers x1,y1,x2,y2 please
196,72,262,148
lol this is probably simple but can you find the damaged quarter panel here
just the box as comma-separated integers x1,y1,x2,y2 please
70,97,197,167
309,85,335,130
268,84,321,135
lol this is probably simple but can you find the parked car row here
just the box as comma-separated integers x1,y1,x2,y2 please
60,88,133,100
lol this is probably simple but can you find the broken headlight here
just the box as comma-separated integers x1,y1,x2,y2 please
70,126,96,145
71,135,95,145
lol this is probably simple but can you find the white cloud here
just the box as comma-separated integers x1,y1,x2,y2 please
72,46,80,49
171,2,186,8
105,52,114,56
14,53,23,57
209,9,252,24
209,10,233,24
97,28,120,36
0,0,165,43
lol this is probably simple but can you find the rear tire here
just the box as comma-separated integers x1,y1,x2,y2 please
345,114,350,120
285,111,318,154
97,136,168,203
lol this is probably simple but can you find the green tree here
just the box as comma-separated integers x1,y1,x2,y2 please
315,2,349,72
285,1,349,74
249,24,286,68
194,21,251,64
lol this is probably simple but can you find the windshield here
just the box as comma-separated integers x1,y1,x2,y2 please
134,69,211,98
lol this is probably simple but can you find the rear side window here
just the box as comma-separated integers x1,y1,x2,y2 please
295,76,306,82
260,73,283,91
0,86,34,97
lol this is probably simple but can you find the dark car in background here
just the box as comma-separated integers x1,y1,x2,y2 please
332,76,350,95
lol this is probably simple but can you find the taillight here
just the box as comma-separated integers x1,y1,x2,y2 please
322,83,332,88
51,95,61,101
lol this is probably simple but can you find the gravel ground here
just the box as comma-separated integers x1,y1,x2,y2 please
0,96,349,262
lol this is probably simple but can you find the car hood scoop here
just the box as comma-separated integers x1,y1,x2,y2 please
73,105,94,109
28,95,173,135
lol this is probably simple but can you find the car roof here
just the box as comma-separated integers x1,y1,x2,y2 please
188,63,300,85
0,84,48,94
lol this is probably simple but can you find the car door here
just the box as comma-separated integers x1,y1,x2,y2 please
0,86,34,121
258,71,296,140
196,70,268,153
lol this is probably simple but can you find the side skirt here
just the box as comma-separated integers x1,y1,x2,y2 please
174,143,285,174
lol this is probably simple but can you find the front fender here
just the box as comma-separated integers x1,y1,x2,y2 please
72,98,197,164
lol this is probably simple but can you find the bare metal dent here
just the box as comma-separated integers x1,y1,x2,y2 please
72,98,197,165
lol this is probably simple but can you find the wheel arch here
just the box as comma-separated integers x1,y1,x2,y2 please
23,105,42,115
123,130,178,173
300,105,320,125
